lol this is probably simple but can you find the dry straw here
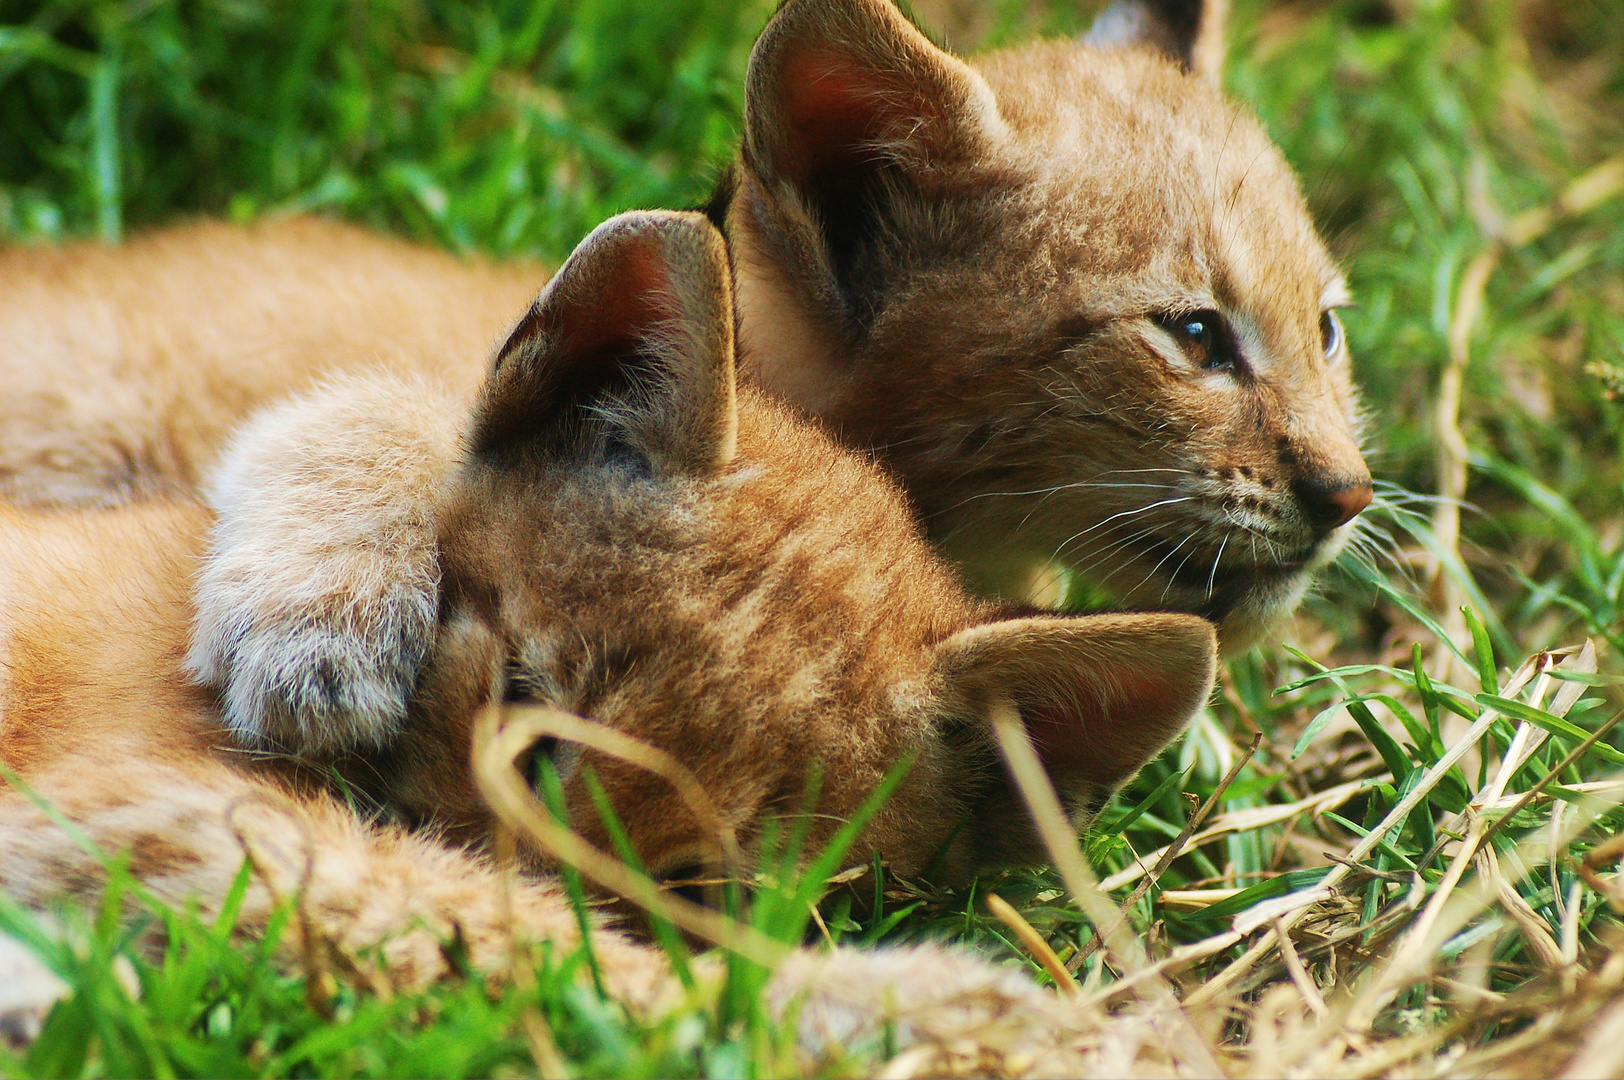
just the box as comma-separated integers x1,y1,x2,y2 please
454,656,1624,1078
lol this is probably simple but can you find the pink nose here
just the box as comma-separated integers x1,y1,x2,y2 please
1293,476,1373,533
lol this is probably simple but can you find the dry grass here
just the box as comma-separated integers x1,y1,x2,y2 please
438,646,1624,1079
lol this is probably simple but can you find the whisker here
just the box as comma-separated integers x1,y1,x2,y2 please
1205,533,1231,600
1015,477,1187,531
1121,531,1198,601
1162,540,1209,603
1061,521,1170,584
941,478,1178,514
1048,497,1194,554
1059,518,1163,572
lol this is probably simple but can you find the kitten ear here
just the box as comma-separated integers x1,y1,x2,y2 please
935,612,1216,868
741,0,1005,320
470,210,738,476
1085,0,1227,85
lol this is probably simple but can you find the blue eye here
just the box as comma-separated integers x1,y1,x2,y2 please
1155,309,1236,370
1320,309,1344,358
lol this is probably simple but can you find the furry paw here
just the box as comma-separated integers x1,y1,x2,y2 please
189,372,463,756
0,932,67,1050
768,944,1056,1059
190,577,440,755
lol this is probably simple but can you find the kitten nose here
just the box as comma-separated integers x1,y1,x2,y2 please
1292,475,1373,533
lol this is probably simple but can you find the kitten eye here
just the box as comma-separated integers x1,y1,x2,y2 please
1319,309,1344,359
661,862,709,906
1154,309,1237,370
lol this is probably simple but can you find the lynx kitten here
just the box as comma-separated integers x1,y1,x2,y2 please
0,0,1364,754
0,212,1215,1035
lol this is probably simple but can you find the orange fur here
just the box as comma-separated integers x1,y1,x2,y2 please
0,2,1362,671
0,212,1215,1042
0,217,540,505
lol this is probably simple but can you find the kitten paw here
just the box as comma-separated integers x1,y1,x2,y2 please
768,944,1056,1059
0,932,68,1050
190,576,439,755
189,372,462,757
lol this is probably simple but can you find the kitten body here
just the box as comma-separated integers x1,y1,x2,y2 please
0,0,1363,750
0,213,1214,1037
0,218,541,504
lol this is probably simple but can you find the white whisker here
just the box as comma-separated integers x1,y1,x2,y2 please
1062,521,1168,580
1205,533,1230,599
1121,531,1198,601
1162,541,1209,603
1050,497,1193,553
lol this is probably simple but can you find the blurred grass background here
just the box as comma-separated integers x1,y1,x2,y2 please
4,0,1624,1075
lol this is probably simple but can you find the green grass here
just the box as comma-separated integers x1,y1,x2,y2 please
2,881,724,1079
0,753,925,1078
4,0,1624,1075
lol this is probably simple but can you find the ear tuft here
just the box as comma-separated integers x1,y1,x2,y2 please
1085,0,1226,85
470,211,737,476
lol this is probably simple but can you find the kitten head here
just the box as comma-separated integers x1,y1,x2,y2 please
383,210,1216,886
725,0,1370,652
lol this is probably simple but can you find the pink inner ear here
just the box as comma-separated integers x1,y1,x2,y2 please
780,48,895,183
554,239,678,364
1020,667,1185,788
777,43,959,193
784,49,888,136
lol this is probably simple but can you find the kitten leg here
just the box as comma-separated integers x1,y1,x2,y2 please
188,371,462,755
1,761,1068,1055
0,759,674,1009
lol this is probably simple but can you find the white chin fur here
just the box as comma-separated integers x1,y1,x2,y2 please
1215,572,1313,656
1215,523,1356,655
